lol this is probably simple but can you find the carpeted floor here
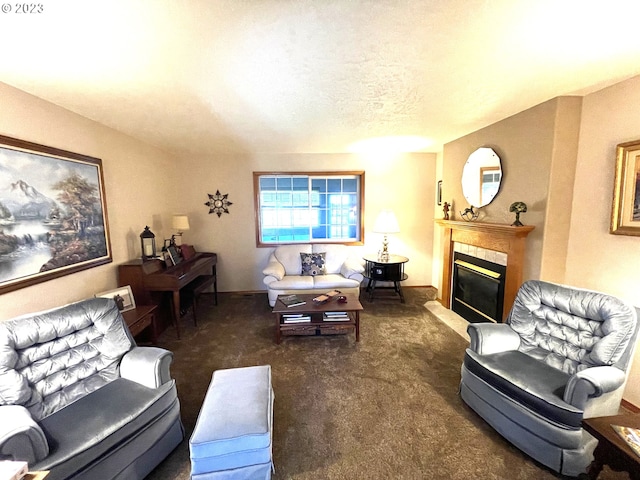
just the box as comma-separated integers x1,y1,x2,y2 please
146,288,629,480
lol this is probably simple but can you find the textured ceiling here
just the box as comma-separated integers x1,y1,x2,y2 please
2,0,640,156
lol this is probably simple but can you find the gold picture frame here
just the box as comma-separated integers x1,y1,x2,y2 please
611,139,640,236
0,134,111,293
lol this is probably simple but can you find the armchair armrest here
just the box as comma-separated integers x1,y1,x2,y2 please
262,260,285,282
467,323,521,355
341,258,365,279
564,366,626,410
0,405,48,464
120,346,174,389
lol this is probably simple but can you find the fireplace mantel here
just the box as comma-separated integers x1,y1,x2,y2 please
435,219,535,321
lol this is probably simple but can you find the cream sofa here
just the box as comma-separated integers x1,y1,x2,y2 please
262,244,364,306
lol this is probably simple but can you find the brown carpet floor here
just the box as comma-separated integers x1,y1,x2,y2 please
146,288,629,480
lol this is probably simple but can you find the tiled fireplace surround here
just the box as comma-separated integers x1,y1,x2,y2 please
434,220,535,323
453,242,508,266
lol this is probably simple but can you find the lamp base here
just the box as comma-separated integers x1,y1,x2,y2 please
379,235,390,261
172,233,183,246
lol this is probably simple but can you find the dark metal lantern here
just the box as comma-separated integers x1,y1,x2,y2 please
140,226,157,260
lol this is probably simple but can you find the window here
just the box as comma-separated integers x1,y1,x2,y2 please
480,167,501,206
253,171,364,246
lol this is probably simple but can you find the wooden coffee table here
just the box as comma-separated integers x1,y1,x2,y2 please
582,413,640,479
272,293,363,344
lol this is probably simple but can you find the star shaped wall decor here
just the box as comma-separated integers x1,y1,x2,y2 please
205,190,233,217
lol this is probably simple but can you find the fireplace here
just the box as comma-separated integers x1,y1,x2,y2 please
452,252,506,323
435,220,534,322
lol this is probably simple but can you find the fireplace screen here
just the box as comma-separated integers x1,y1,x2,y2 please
452,252,506,323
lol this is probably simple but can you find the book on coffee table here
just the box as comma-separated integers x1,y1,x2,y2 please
279,295,305,307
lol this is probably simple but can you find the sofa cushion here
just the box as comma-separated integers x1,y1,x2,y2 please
267,275,314,290
463,349,583,428
313,244,350,274
300,252,326,276
274,245,311,275
34,378,178,476
313,274,362,290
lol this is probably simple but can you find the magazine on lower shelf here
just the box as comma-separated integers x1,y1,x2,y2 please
324,312,349,321
283,314,311,323
611,424,640,458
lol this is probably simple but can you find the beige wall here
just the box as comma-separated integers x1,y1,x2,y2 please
170,152,437,293
0,83,437,321
438,97,582,285
0,82,181,320
566,75,640,406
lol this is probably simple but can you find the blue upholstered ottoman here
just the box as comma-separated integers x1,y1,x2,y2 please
190,365,274,480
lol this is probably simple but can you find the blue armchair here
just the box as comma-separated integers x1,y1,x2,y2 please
460,280,639,476
0,298,184,480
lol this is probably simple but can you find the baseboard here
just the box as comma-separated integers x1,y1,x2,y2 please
222,290,266,296
621,398,640,413
217,286,438,295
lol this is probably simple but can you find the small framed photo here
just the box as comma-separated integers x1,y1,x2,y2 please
163,251,173,267
96,285,136,312
611,139,640,236
167,245,182,265
437,180,443,206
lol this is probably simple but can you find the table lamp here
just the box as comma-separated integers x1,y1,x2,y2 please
171,215,190,246
373,209,399,261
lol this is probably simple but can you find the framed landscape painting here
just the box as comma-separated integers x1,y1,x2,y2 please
0,134,112,294
611,139,640,236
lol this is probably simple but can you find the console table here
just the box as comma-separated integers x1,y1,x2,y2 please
363,254,409,302
118,252,217,339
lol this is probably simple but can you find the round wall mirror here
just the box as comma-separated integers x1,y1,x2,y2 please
461,147,502,207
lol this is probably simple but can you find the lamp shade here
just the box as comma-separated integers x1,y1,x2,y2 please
373,209,400,234
172,215,190,232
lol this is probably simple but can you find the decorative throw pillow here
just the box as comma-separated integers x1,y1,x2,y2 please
300,252,326,276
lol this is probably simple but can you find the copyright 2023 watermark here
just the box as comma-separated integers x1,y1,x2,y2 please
1,3,45,13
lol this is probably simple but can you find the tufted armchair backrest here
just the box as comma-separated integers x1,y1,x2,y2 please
0,298,134,421
508,280,638,375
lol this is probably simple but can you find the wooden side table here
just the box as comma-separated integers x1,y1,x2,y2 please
582,413,640,479
122,304,159,344
363,254,409,303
